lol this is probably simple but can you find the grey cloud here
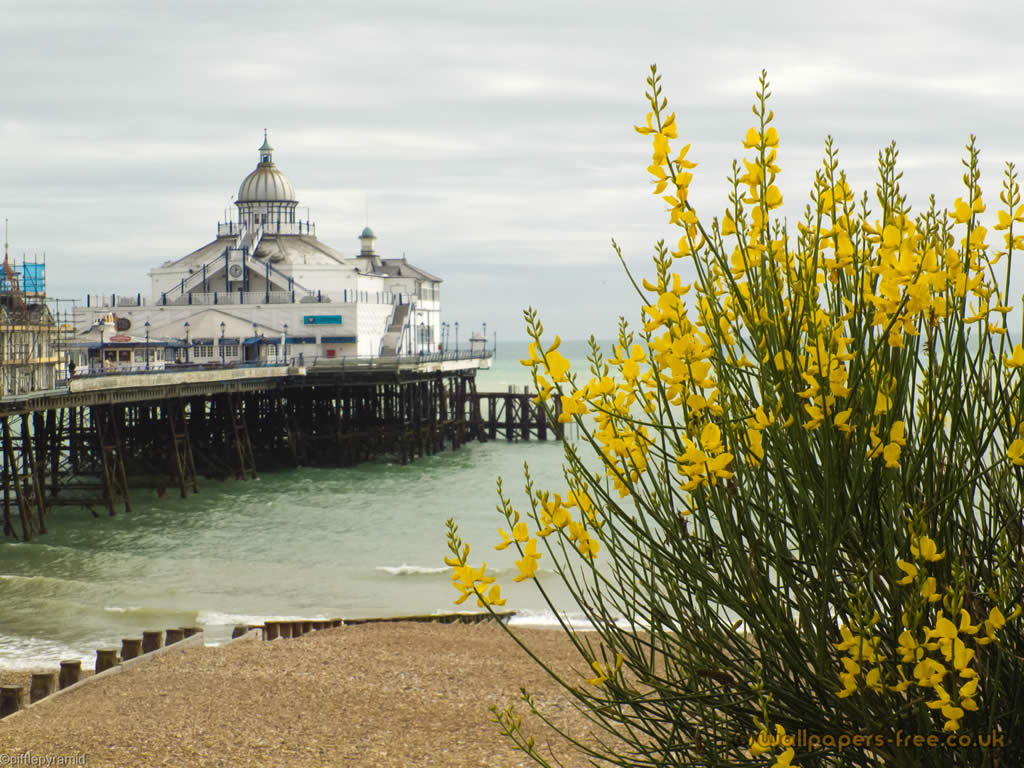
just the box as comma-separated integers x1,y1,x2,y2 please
3,1,1024,337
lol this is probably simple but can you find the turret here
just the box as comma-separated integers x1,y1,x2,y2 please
358,226,381,268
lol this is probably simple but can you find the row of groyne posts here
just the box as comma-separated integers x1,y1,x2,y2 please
0,626,204,718
0,368,562,540
0,611,510,718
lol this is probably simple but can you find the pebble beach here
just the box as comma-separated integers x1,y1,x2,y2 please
0,622,608,768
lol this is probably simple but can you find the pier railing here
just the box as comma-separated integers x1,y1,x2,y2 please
306,349,493,370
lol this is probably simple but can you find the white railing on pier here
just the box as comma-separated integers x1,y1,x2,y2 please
164,290,319,306
162,289,423,307
86,294,149,308
307,349,493,370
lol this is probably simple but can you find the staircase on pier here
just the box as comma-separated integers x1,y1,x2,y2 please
379,304,411,356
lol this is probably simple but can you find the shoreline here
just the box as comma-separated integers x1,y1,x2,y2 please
0,608,603,674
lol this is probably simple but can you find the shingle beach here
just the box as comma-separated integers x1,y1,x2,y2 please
0,622,606,767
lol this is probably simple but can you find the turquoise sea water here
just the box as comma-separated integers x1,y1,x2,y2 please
0,341,604,669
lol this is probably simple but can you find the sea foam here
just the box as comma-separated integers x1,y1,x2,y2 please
375,564,449,576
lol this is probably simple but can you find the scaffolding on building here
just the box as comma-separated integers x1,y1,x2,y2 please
0,226,63,397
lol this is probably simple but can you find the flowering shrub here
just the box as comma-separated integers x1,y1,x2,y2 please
445,67,1024,767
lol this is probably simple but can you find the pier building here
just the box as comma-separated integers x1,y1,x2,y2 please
72,133,441,367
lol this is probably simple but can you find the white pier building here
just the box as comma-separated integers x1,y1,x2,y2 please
72,134,444,370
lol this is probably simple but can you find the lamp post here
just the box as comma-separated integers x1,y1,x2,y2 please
282,323,288,364
418,322,425,355
98,323,105,372
455,321,460,354
440,322,447,353
183,321,190,363
482,322,487,354
220,321,226,364
144,321,150,371
253,322,259,362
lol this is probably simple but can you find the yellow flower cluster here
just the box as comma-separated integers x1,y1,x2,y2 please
676,422,733,490
834,610,886,699
532,490,602,559
834,530,1021,733
444,521,505,608
444,480,605,607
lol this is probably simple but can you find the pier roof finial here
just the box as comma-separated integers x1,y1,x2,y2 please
259,130,274,164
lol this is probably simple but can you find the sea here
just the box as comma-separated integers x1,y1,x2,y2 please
0,340,607,670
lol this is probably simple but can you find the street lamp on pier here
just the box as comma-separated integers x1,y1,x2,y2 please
455,321,460,354
220,321,226,364
282,323,288,364
144,321,150,371
482,322,487,354
418,322,425,355
183,321,190,363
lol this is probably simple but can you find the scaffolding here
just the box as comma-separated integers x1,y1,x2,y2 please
0,249,62,397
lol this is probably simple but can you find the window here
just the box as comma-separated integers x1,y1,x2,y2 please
221,344,239,358
194,345,215,358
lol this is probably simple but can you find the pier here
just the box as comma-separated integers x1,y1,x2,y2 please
0,136,564,541
0,353,560,540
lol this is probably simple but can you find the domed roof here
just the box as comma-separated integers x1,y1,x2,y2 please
236,132,297,204
360,226,375,238
238,164,296,203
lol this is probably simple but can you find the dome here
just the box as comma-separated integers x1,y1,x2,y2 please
360,226,375,238
238,164,296,203
236,132,297,203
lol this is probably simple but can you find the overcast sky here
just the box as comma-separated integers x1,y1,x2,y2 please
3,1,1023,340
